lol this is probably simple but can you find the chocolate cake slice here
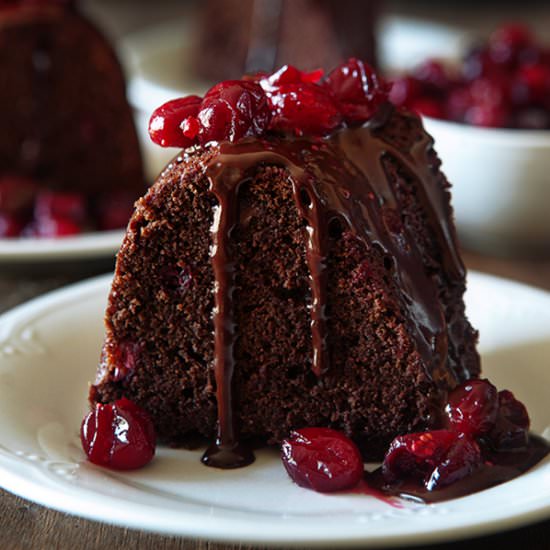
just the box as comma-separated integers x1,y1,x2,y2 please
90,60,479,466
0,1,144,236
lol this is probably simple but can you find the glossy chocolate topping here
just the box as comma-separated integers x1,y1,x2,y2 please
201,107,465,468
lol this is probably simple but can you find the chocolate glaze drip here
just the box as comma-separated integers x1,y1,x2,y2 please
201,109,465,468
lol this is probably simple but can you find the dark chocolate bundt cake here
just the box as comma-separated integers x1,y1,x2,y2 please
194,0,378,82
90,60,479,468
0,0,144,237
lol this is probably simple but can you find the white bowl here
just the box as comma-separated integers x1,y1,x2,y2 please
424,116,550,255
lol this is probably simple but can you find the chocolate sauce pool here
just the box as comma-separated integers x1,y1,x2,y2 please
198,106,548,500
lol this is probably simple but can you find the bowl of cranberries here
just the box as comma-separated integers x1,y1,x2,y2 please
389,24,550,255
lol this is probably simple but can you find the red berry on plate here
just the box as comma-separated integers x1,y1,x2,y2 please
81,397,156,470
149,96,202,148
445,379,499,436
324,58,389,124
197,80,271,144
382,430,457,484
425,435,482,490
487,390,530,450
281,427,363,492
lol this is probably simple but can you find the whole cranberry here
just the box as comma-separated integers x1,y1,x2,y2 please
498,390,530,430
149,96,202,148
197,80,271,145
425,435,482,490
34,190,86,224
445,379,499,436
324,58,390,124
487,390,530,450
266,81,342,136
81,397,156,470
281,427,364,492
382,430,457,484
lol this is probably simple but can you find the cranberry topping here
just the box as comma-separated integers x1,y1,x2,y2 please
281,427,363,492
265,81,342,136
148,58,389,147
81,397,156,470
197,80,271,144
325,58,390,124
149,96,202,148
445,379,499,437
389,24,550,129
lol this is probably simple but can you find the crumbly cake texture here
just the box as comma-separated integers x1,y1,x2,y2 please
0,5,143,196
90,108,479,460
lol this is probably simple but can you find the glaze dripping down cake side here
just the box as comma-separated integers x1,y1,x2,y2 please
90,107,479,462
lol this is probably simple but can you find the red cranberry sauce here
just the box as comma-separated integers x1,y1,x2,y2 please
389,24,550,129
148,58,390,147
81,397,156,470
281,380,549,501
0,176,135,238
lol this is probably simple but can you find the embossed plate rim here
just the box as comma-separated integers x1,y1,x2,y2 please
0,273,548,547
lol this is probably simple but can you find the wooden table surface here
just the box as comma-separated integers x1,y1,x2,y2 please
0,250,549,549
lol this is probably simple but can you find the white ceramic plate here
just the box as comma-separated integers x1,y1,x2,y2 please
0,230,125,263
0,272,549,547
